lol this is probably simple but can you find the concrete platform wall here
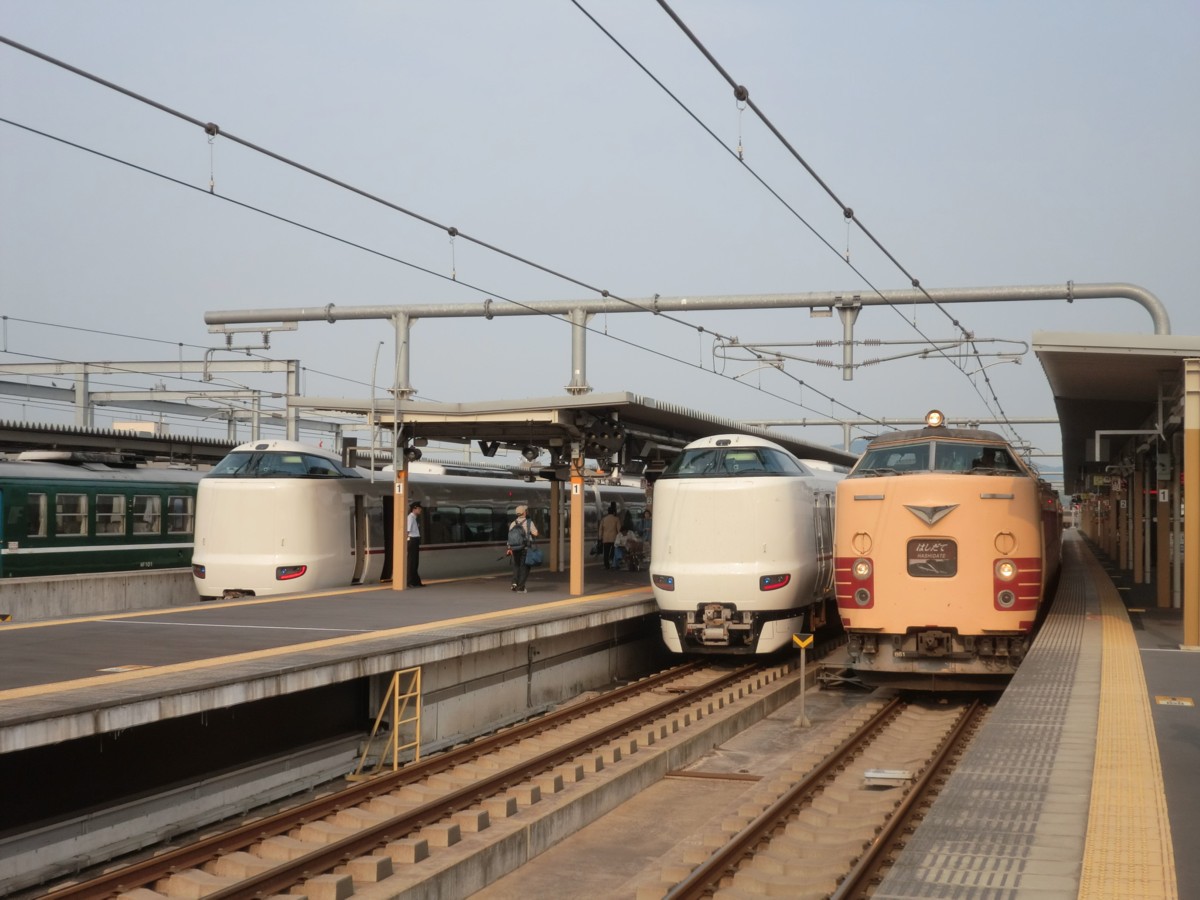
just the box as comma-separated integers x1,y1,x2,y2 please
0,569,198,622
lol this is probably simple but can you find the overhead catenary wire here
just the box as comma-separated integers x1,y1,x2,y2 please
0,111,896,432
636,0,1021,443
570,1,1020,442
2,35,919,436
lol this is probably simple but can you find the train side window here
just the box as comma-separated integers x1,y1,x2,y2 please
429,506,463,543
97,494,127,535
132,495,162,534
463,506,493,541
56,493,88,537
365,505,385,547
27,493,47,537
167,495,194,534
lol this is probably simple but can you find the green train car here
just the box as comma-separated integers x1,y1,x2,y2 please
0,451,205,578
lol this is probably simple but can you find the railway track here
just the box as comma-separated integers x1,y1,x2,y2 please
639,694,988,899
42,659,810,899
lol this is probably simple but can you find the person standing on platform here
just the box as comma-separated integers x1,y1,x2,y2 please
406,500,424,587
508,505,539,593
599,503,621,569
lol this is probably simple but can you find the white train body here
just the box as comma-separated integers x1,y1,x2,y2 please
192,440,645,599
650,434,843,654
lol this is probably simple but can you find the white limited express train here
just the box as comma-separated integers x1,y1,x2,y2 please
650,434,844,654
192,440,645,600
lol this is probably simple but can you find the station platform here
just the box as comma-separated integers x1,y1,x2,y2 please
0,563,660,756
875,530,1191,900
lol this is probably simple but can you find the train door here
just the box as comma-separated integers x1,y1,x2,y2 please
812,490,836,597
0,489,5,576
352,494,368,584
380,493,393,581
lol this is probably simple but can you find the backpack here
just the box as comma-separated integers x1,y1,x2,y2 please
507,520,530,551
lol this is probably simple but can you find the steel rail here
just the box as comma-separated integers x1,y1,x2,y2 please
665,695,907,900
831,698,986,899
46,661,761,899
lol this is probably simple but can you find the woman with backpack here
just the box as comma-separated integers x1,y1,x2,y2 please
507,505,539,593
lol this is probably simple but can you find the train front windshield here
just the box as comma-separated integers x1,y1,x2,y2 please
207,450,362,479
659,446,810,478
853,441,1019,476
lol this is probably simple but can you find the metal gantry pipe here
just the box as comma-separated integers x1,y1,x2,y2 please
204,282,1170,400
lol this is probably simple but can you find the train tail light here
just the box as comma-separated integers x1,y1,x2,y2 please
276,565,308,581
759,574,791,591
652,574,675,592
192,564,206,579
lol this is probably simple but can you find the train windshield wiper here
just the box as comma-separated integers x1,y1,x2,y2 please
860,467,900,477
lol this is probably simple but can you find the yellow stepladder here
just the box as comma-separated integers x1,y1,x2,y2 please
349,666,422,780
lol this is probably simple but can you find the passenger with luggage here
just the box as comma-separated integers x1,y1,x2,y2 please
507,505,539,593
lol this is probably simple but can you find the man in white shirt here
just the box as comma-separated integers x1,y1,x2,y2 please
406,501,424,587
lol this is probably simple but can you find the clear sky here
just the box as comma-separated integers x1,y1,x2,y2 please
2,1,1198,473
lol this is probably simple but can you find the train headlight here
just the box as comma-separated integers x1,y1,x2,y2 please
925,409,945,428
852,558,873,580
652,574,675,592
192,564,206,579
759,574,791,591
276,565,307,581
994,559,1017,581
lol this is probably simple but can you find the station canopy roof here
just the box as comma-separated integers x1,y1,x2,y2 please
293,391,859,473
1033,331,1200,495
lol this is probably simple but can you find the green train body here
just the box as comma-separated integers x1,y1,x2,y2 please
0,451,204,578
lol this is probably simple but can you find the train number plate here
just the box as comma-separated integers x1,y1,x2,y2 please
907,539,957,577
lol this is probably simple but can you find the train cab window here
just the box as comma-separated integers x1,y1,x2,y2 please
96,494,127,535
968,446,1016,473
662,446,806,478
167,495,195,534
722,452,765,474
56,493,88,536
663,448,721,476
27,493,47,537
132,495,162,534
855,443,931,475
208,450,363,479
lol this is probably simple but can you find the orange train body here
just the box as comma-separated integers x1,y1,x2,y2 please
834,412,1062,689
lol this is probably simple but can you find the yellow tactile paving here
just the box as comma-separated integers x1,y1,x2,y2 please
1078,549,1177,900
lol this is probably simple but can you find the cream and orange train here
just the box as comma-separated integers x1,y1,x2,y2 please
834,410,1062,689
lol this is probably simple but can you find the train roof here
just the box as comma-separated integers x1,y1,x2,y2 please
0,456,205,484
228,439,340,459
680,433,790,452
864,425,1009,447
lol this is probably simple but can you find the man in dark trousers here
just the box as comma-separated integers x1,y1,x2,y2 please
406,500,424,587
599,503,621,570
